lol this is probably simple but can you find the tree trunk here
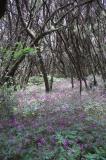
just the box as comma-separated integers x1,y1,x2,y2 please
37,48,50,92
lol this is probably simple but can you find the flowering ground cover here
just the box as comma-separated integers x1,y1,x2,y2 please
0,78,106,160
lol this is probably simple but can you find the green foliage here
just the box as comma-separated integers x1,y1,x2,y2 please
13,42,36,59
84,101,106,123
85,147,106,160
28,75,65,86
28,76,44,85
0,42,37,62
0,84,17,120
14,47,32,59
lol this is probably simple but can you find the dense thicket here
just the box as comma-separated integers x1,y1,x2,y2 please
0,0,106,92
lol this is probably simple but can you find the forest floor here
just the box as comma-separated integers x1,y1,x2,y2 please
16,78,106,126
0,78,106,159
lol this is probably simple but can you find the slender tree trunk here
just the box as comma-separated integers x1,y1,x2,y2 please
36,47,50,92
50,57,55,91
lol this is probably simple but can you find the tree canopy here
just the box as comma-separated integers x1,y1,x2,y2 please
0,0,106,92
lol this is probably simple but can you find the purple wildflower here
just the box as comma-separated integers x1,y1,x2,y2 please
0,123,3,129
79,143,84,151
10,118,18,127
79,113,86,120
16,124,24,130
59,119,66,128
47,125,54,133
50,135,56,144
89,123,97,128
63,139,70,149
36,137,46,146
76,139,84,151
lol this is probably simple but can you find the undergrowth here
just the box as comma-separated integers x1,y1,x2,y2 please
0,78,106,160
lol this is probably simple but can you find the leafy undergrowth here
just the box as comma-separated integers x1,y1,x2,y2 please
0,78,106,160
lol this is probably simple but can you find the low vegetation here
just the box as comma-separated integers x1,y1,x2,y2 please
0,77,106,160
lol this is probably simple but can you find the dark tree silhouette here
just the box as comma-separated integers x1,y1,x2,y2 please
0,0,7,18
